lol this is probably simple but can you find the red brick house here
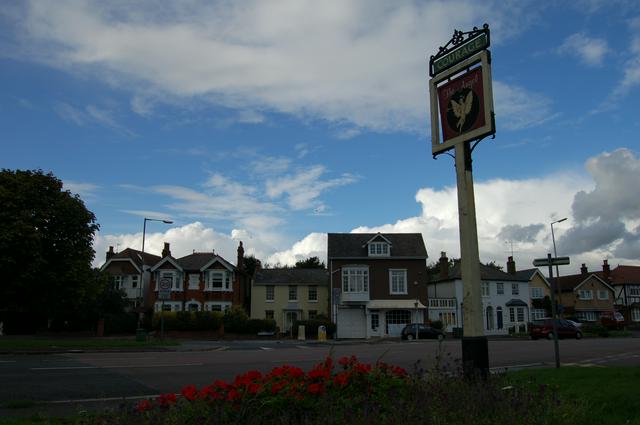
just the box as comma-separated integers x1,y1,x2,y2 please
149,242,248,313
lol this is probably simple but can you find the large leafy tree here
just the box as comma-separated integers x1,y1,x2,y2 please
0,169,100,327
294,256,326,269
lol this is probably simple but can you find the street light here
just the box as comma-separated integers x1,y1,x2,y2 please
139,218,173,322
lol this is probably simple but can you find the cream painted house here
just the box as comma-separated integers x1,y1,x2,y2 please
251,269,329,333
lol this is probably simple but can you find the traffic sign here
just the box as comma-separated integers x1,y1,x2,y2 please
533,256,570,267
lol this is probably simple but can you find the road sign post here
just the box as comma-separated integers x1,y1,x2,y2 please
158,277,172,340
532,254,570,368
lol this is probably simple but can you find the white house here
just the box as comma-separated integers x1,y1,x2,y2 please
427,253,531,335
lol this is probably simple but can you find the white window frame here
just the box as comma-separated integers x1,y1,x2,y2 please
389,269,407,295
155,301,182,312
265,285,275,302
511,283,519,295
368,242,389,256
532,309,546,320
288,285,298,301
206,270,232,292
577,311,598,322
481,282,490,297
130,275,139,289
530,287,544,299
158,271,181,291
308,285,318,302
516,307,525,322
113,275,123,290
342,267,369,293
579,290,593,300
631,307,640,322
597,290,609,300
629,287,640,297
496,283,504,295
188,274,200,290
204,301,231,312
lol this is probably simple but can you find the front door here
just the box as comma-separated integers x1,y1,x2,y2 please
497,307,503,330
284,311,298,333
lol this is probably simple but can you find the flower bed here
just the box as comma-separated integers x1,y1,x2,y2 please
87,356,577,425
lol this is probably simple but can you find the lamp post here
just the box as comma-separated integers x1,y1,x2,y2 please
139,218,173,327
414,300,419,340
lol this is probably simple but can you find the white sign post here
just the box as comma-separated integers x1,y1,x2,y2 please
158,277,172,339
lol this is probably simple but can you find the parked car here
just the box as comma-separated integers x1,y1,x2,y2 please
401,323,445,341
529,318,582,340
600,311,625,330
565,319,583,329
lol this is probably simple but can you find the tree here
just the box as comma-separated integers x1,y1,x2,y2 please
243,255,262,278
484,261,504,271
294,256,326,269
0,169,100,328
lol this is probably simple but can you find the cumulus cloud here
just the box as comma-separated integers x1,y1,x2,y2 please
497,223,544,244
557,32,608,66
63,180,99,198
265,233,327,266
14,0,550,134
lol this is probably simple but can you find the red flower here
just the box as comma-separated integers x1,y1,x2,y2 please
338,356,350,367
199,385,222,401
354,363,372,374
226,389,241,402
270,382,285,394
181,384,198,401
136,399,153,412
308,367,330,381
307,383,324,395
247,383,262,395
157,393,177,407
391,366,408,377
333,372,350,387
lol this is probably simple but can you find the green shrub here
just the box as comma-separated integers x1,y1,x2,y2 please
582,323,609,337
291,319,336,339
430,320,443,330
152,312,223,331
222,306,250,333
103,313,138,334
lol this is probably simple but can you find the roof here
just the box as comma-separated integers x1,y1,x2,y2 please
556,273,614,292
254,268,329,286
609,265,640,284
327,233,427,259
100,247,161,271
505,299,528,307
151,252,237,272
431,261,525,283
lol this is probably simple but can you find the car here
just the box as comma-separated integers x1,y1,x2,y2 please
600,311,625,330
529,318,582,340
401,323,446,341
565,319,583,329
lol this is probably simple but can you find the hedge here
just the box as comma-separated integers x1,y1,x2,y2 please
152,311,224,331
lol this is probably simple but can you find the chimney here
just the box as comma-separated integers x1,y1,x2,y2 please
162,242,171,258
580,263,588,276
507,256,516,274
237,241,245,270
439,252,449,280
106,246,115,261
602,259,610,279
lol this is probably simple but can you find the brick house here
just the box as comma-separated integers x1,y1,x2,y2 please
600,262,640,323
556,263,616,322
100,246,161,311
328,233,428,339
149,242,248,313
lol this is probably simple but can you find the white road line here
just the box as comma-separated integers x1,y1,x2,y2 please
259,347,273,351
0,360,17,363
31,363,204,371
45,394,166,404
296,345,309,349
214,346,229,351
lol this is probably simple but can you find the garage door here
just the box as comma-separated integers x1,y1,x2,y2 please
337,308,366,339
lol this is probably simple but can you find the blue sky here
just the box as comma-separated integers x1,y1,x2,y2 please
1,1,639,272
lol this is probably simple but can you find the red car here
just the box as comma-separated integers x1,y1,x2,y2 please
529,318,582,340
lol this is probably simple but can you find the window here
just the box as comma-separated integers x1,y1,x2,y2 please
511,283,519,295
266,286,275,302
265,310,274,320
188,274,199,290
368,242,389,256
159,271,179,291
630,287,640,297
162,304,172,312
371,313,379,330
517,307,525,322
288,286,298,301
579,290,593,300
509,307,516,322
496,283,504,295
531,287,544,299
113,275,123,290
187,303,199,312
207,270,231,291
481,282,490,297
308,286,318,302
576,311,598,322
342,267,369,293
205,302,231,312
597,290,609,300
631,307,640,322
532,309,546,320
131,275,139,289
389,269,407,294
308,310,317,320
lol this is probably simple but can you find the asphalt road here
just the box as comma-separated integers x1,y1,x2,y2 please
0,337,639,414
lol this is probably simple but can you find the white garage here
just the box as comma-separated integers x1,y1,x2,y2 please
337,307,367,339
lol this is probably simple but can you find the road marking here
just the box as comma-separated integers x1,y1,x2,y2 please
0,360,17,363
31,363,204,371
296,345,309,350
259,347,273,351
214,346,229,351
45,394,167,404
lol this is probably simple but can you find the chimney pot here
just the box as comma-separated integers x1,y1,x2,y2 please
106,246,115,260
162,242,171,258
237,241,245,270
507,256,516,274
580,263,588,276
439,252,449,280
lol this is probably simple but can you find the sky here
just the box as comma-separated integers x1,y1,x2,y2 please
1,0,640,275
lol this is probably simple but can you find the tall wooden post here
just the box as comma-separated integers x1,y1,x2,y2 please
455,141,488,379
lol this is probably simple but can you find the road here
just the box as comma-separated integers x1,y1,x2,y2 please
0,337,639,410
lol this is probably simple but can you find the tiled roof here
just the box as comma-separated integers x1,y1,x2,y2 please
111,248,161,266
556,273,607,292
431,261,526,283
510,268,539,281
177,253,225,270
254,268,329,286
327,233,427,258
609,265,640,284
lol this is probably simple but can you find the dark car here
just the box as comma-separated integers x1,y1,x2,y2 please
529,318,582,340
401,323,445,341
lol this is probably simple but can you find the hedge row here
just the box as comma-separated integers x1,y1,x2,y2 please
152,311,224,331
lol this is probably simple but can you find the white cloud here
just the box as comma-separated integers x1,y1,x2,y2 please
53,101,135,136
63,180,99,198
493,82,557,130
265,165,358,210
557,32,608,66
16,0,550,134
265,232,327,266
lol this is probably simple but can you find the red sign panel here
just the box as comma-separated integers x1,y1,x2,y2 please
437,67,486,142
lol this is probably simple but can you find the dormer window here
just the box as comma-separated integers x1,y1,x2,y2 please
368,242,389,256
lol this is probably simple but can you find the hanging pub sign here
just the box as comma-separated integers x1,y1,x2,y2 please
429,25,495,156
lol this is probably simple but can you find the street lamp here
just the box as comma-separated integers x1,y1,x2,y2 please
139,218,173,320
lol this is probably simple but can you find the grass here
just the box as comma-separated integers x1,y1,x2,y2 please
0,337,179,351
507,366,640,425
